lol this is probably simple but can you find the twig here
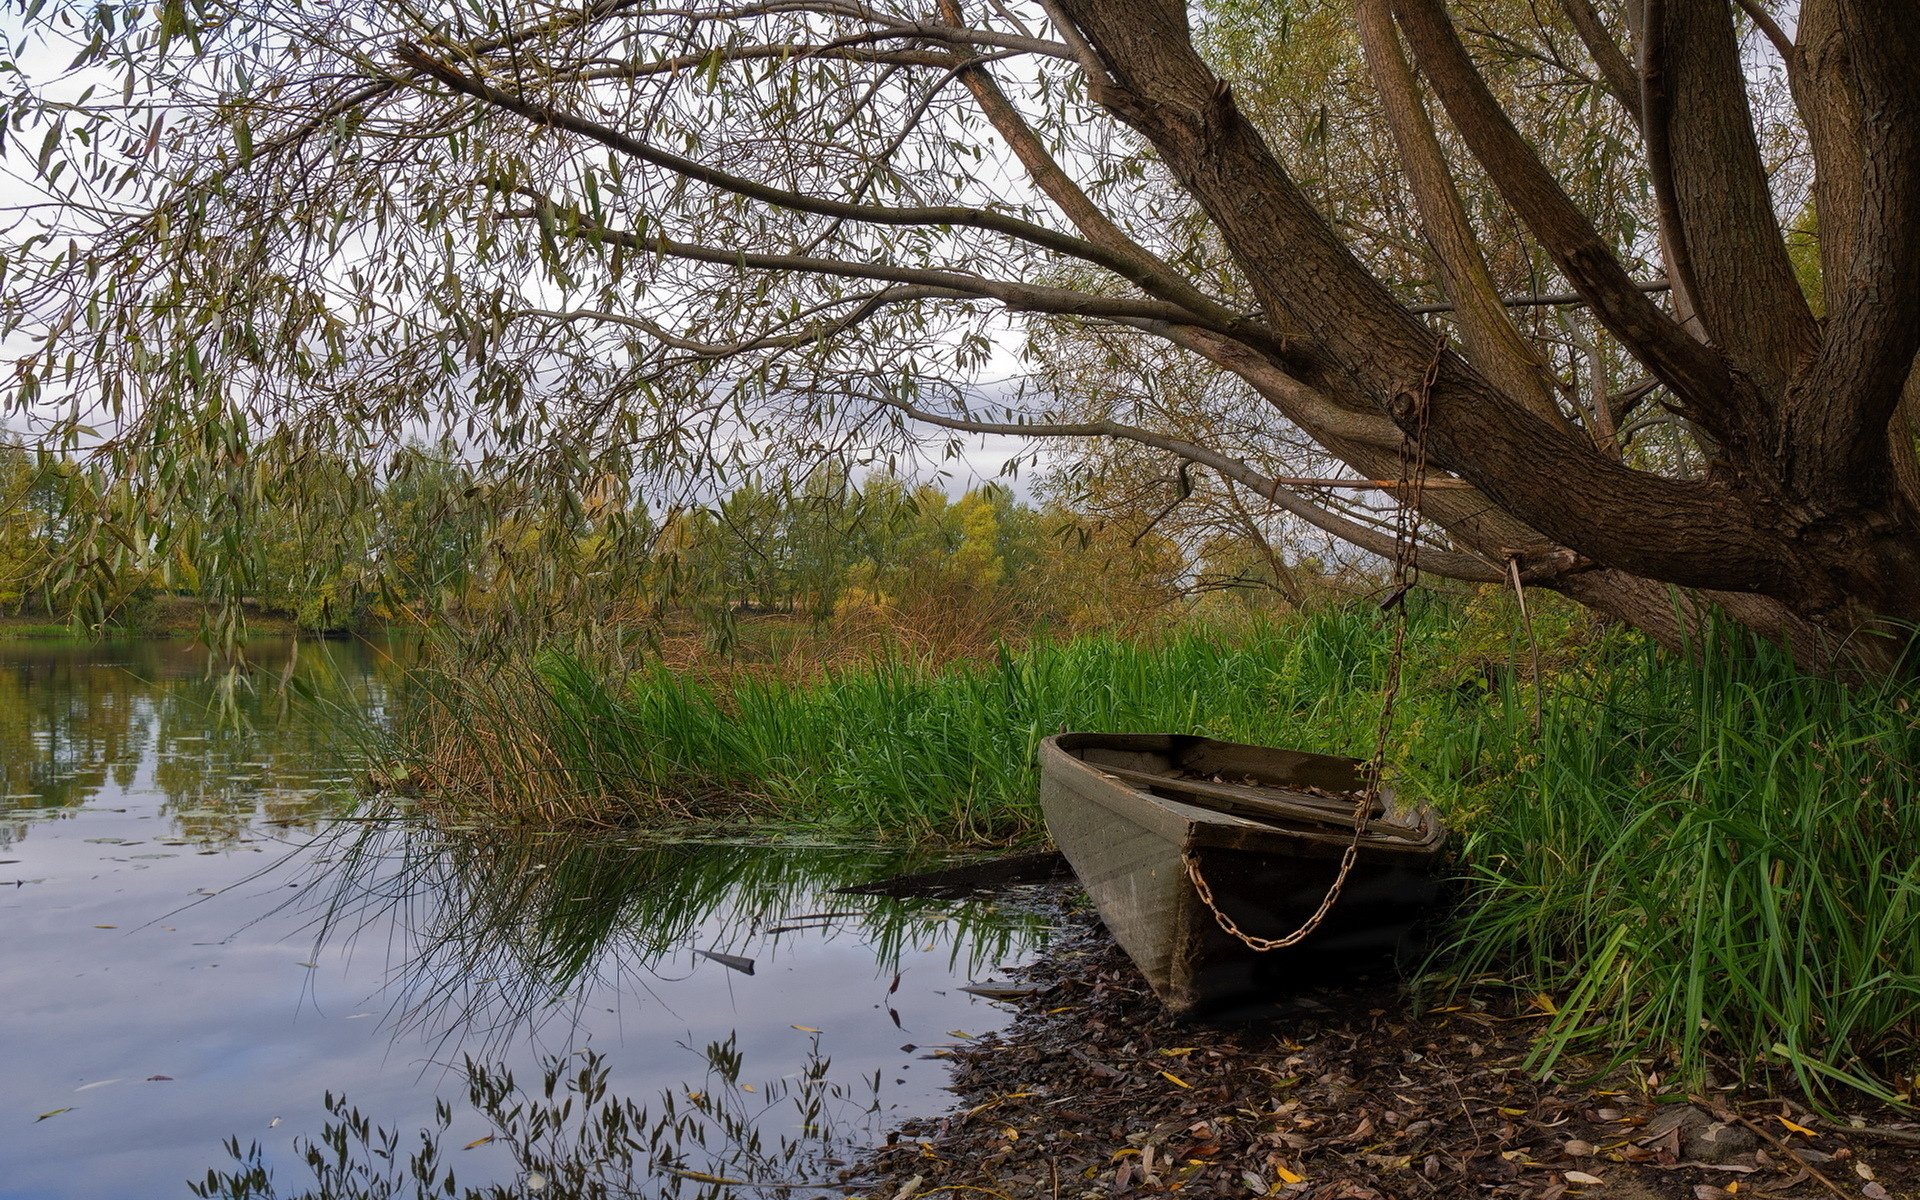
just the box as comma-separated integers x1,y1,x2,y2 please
1813,1119,1920,1148
1407,279,1670,315
1695,1098,1849,1200
1265,475,1477,491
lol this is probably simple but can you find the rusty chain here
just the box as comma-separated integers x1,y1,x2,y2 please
1184,343,1439,952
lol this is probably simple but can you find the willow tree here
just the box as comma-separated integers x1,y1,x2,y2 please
2,0,1915,667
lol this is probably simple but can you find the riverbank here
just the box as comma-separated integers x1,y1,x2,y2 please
0,597,310,640
383,599,1920,1104
859,896,1920,1200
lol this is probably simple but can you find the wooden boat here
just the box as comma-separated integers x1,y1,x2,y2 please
1038,732,1448,1015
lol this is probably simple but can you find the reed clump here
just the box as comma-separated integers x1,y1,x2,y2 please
389,599,1920,1099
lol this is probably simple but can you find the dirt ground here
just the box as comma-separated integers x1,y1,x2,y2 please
855,897,1920,1200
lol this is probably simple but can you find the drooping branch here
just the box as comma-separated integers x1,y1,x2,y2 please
396,40,1284,362
502,196,1312,357
868,392,1510,581
502,285,965,357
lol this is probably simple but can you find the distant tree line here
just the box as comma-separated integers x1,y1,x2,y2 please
3,438,1316,638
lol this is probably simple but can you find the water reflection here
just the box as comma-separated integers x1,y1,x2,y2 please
315,823,1052,1057
0,639,1049,1200
0,638,401,845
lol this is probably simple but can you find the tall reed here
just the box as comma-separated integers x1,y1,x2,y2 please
1444,624,1920,1102
391,606,1418,840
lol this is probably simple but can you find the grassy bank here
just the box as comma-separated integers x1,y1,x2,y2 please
392,600,1920,1100
392,603,1441,840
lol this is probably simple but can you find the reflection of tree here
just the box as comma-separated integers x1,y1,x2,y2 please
312,822,1051,1057
0,638,405,845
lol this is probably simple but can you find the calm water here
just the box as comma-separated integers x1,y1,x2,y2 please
0,639,1051,1199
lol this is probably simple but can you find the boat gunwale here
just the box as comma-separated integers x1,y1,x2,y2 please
1038,733,1447,858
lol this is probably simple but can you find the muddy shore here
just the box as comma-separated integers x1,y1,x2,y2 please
852,891,1919,1200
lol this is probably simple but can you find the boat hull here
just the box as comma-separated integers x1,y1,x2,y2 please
1038,733,1446,1015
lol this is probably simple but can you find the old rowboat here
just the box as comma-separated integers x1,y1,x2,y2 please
1038,732,1448,1015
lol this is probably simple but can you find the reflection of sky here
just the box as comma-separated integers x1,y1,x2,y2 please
0,642,1045,1200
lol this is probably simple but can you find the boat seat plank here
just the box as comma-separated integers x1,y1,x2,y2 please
1093,765,1426,837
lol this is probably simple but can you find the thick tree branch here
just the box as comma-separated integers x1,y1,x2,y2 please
1387,0,1736,425
1357,0,1561,421
1558,0,1641,122
1730,0,1796,62
1052,0,1786,594
1792,0,1863,297
1780,0,1920,501
1641,0,1816,394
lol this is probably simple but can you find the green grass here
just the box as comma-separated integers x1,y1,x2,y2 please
390,599,1920,1102
0,618,78,640
393,603,1420,840
1445,622,1920,1103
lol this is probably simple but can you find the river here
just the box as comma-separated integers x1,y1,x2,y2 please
0,638,1052,1198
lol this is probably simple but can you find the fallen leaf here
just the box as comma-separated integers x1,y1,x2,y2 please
1159,1070,1192,1089
146,1075,173,1081
462,1135,494,1150
1774,1114,1817,1137
35,1107,74,1122
1274,1163,1305,1184
791,1025,821,1033
1862,1183,1890,1200
1564,1170,1604,1185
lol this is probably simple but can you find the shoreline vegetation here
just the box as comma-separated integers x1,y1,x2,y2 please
0,596,311,641
385,595,1920,1104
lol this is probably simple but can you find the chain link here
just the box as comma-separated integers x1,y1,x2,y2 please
1187,342,1439,952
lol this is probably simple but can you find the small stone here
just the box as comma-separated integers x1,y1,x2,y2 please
1684,1119,1757,1164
